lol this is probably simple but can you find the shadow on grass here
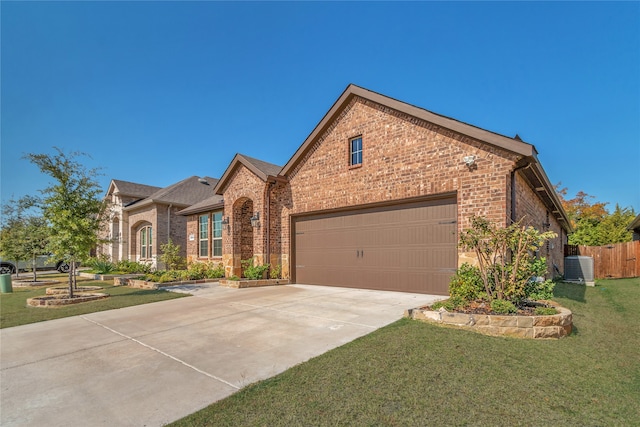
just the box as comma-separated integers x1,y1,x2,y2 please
554,281,586,303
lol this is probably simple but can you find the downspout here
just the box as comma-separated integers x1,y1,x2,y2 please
510,161,531,224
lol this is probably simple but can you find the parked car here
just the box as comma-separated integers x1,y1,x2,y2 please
0,256,72,274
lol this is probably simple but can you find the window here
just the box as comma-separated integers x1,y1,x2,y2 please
140,226,152,259
212,211,222,257
199,214,209,257
350,137,363,166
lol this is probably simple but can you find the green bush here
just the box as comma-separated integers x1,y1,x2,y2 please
116,260,152,274
87,255,116,274
207,263,225,279
159,240,186,270
431,296,466,311
449,263,485,302
490,299,517,314
525,277,556,301
241,257,270,280
270,264,282,279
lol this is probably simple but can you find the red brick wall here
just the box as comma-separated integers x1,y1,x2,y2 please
219,166,267,276
275,96,521,274
514,173,566,276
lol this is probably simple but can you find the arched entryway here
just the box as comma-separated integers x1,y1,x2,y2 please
232,198,255,277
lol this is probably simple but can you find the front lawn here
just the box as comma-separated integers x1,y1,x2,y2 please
0,274,187,328
171,278,640,426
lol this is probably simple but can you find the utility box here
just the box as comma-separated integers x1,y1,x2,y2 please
564,256,595,286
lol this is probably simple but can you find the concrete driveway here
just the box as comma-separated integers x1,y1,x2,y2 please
0,283,442,426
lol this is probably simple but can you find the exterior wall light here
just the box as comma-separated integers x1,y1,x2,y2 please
221,216,230,234
463,155,477,168
250,212,260,228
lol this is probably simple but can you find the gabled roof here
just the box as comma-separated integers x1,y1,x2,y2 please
280,84,537,176
107,179,162,199
178,195,224,216
126,176,219,210
213,154,283,195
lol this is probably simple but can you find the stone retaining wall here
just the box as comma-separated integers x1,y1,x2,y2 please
405,302,572,339
219,279,289,289
115,277,220,290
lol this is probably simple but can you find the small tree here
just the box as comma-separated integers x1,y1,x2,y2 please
0,197,50,280
25,148,108,296
159,239,185,270
458,216,557,303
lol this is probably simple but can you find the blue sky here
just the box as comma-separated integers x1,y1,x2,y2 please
2,1,639,213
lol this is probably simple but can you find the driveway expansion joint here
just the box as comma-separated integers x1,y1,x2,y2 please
80,316,239,390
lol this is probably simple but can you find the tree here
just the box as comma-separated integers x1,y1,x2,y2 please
556,184,635,246
0,196,50,280
25,148,109,296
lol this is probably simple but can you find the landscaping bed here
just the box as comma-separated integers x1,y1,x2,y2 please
406,300,572,339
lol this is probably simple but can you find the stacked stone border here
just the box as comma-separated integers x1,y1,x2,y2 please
46,286,103,295
79,272,142,281
219,279,289,289
27,293,109,307
405,301,572,339
114,277,221,290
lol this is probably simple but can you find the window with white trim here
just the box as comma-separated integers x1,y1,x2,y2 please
199,214,209,257
140,226,152,259
212,211,222,257
350,136,363,166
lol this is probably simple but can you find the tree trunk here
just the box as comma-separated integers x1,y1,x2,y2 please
68,263,74,298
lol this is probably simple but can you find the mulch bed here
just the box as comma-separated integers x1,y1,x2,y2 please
423,299,540,316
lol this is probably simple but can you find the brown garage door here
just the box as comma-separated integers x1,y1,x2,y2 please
293,197,457,295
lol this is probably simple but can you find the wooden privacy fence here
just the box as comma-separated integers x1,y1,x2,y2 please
564,241,640,279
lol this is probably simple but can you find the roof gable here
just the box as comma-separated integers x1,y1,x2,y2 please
281,84,536,176
126,176,219,210
107,179,162,198
214,154,283,195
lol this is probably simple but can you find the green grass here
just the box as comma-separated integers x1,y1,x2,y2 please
0,273,187,328
171,278,640,426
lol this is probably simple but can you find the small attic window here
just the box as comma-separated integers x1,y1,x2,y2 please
349,136,363,167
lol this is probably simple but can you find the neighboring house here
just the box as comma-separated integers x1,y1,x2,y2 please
193,84,571,295
100,176,218,269
628,214,640,241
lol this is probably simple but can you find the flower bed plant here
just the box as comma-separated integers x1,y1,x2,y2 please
430,216,559,315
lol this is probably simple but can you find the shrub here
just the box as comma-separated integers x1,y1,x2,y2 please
449,263,485,302
116,260,152,274
270,264,282,279
458,215,557,304
525,277,556,301
431,296,465,311
490,299,517,314
159,240,186,270
207,263,225,279
87,255,116,274
241,257,270,280
184,262,209,280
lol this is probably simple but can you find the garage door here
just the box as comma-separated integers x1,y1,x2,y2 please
293,197,457,295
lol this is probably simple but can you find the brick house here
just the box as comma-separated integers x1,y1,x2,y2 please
188,84,570,295
100,176,218,269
